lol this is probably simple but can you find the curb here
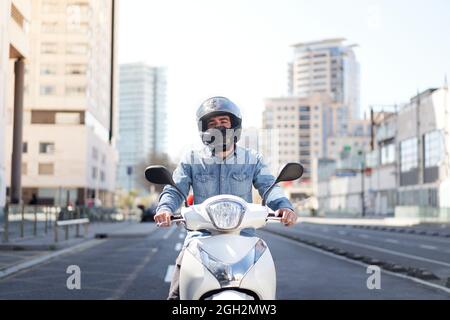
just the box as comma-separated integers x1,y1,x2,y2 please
350,224,450,239
0,239,105,280
263,227,449,289
0,223,159,280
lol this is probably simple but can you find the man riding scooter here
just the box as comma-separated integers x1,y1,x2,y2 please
154,96,298,300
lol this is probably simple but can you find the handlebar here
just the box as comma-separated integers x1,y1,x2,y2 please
156,214,185,228
266,209,282,222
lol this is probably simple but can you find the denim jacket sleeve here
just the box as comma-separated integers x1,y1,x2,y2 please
156,153,192,215
252,154,294,212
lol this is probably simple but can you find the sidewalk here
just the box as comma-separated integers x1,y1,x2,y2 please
298,217,450,237
0,221,158,278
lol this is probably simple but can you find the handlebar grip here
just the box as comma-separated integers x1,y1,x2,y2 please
171,215,183,221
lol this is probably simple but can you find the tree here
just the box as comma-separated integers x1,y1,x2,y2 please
136,152,177,194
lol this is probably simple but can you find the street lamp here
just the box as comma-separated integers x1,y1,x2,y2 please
358,150,366,218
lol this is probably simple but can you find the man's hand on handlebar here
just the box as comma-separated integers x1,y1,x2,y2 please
154,210,172,227
275,208,298,227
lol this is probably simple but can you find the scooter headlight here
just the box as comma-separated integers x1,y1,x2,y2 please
205,200,245,230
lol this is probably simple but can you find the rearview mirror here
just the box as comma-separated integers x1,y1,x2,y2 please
145,165,175,185
145,165,188,207
275,163,304,184
262,163,304,206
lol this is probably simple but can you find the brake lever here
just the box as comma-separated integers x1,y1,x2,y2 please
156,215,186,227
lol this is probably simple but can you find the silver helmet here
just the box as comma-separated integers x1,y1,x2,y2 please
196,97,242,150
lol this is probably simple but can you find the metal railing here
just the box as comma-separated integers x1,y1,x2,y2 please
2,203,59,243
1,204,139,243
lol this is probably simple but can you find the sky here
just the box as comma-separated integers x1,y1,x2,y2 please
118,0,450,161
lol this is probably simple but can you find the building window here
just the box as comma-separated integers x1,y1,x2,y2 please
100,171,105,182
55,112,82,125
66,63,87,75
39,163,54,175
92,147,98,160
92,167,98,179
66,43,88,55
22,163,27,175
32,111,55,124
424,130,443,168
299,106,310,112
42,1,59,13
300,141,310,147
381,143,395,165
39,142,55,154
40,85,55,95
400,138,418,172
40,65,57,75
67,22,89,33
41,42,58,54
66,86,86,96
66,3,90,15
299,125,310,130
41,21,59,33
22,142,28,153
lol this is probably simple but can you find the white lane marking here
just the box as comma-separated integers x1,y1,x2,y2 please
164,265,175,283
175,243,182,251
358,234,370,239
420,245,437,250
307,224,450,245
163,226,177,240
108,247,158,299
386,239,399,244
179,233,185,239
266,232,450,295
298,229,450,268
0,239,106,280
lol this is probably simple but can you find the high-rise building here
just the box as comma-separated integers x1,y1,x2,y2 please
1,0,31,212
4,0,118,206
289,38,360,119
117,63,167,192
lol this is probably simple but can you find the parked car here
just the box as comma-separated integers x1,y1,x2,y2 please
138,204,157,222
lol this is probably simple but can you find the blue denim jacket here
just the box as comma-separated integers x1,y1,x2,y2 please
156,146,294,214
156,146,294,247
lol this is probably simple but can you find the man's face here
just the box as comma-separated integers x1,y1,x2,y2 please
207,115,232,129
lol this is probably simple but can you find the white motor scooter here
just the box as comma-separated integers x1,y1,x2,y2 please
145,163,303,300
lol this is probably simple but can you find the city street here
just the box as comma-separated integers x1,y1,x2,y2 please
0,222,448,300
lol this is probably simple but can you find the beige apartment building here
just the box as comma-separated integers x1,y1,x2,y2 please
262,93,370,207
262,94,330,198
1,0,31,212
4,0,118,206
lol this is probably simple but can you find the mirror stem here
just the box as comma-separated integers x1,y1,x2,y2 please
262,182,276,206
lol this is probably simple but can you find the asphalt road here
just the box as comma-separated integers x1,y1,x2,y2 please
0,223,449,300
265,222,450,281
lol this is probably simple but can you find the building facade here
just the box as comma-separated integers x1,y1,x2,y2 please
263,93,370,203
1,0,31,212
317,87,450,222
117,63,167,192
262,94,332,198
4,0,118,206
